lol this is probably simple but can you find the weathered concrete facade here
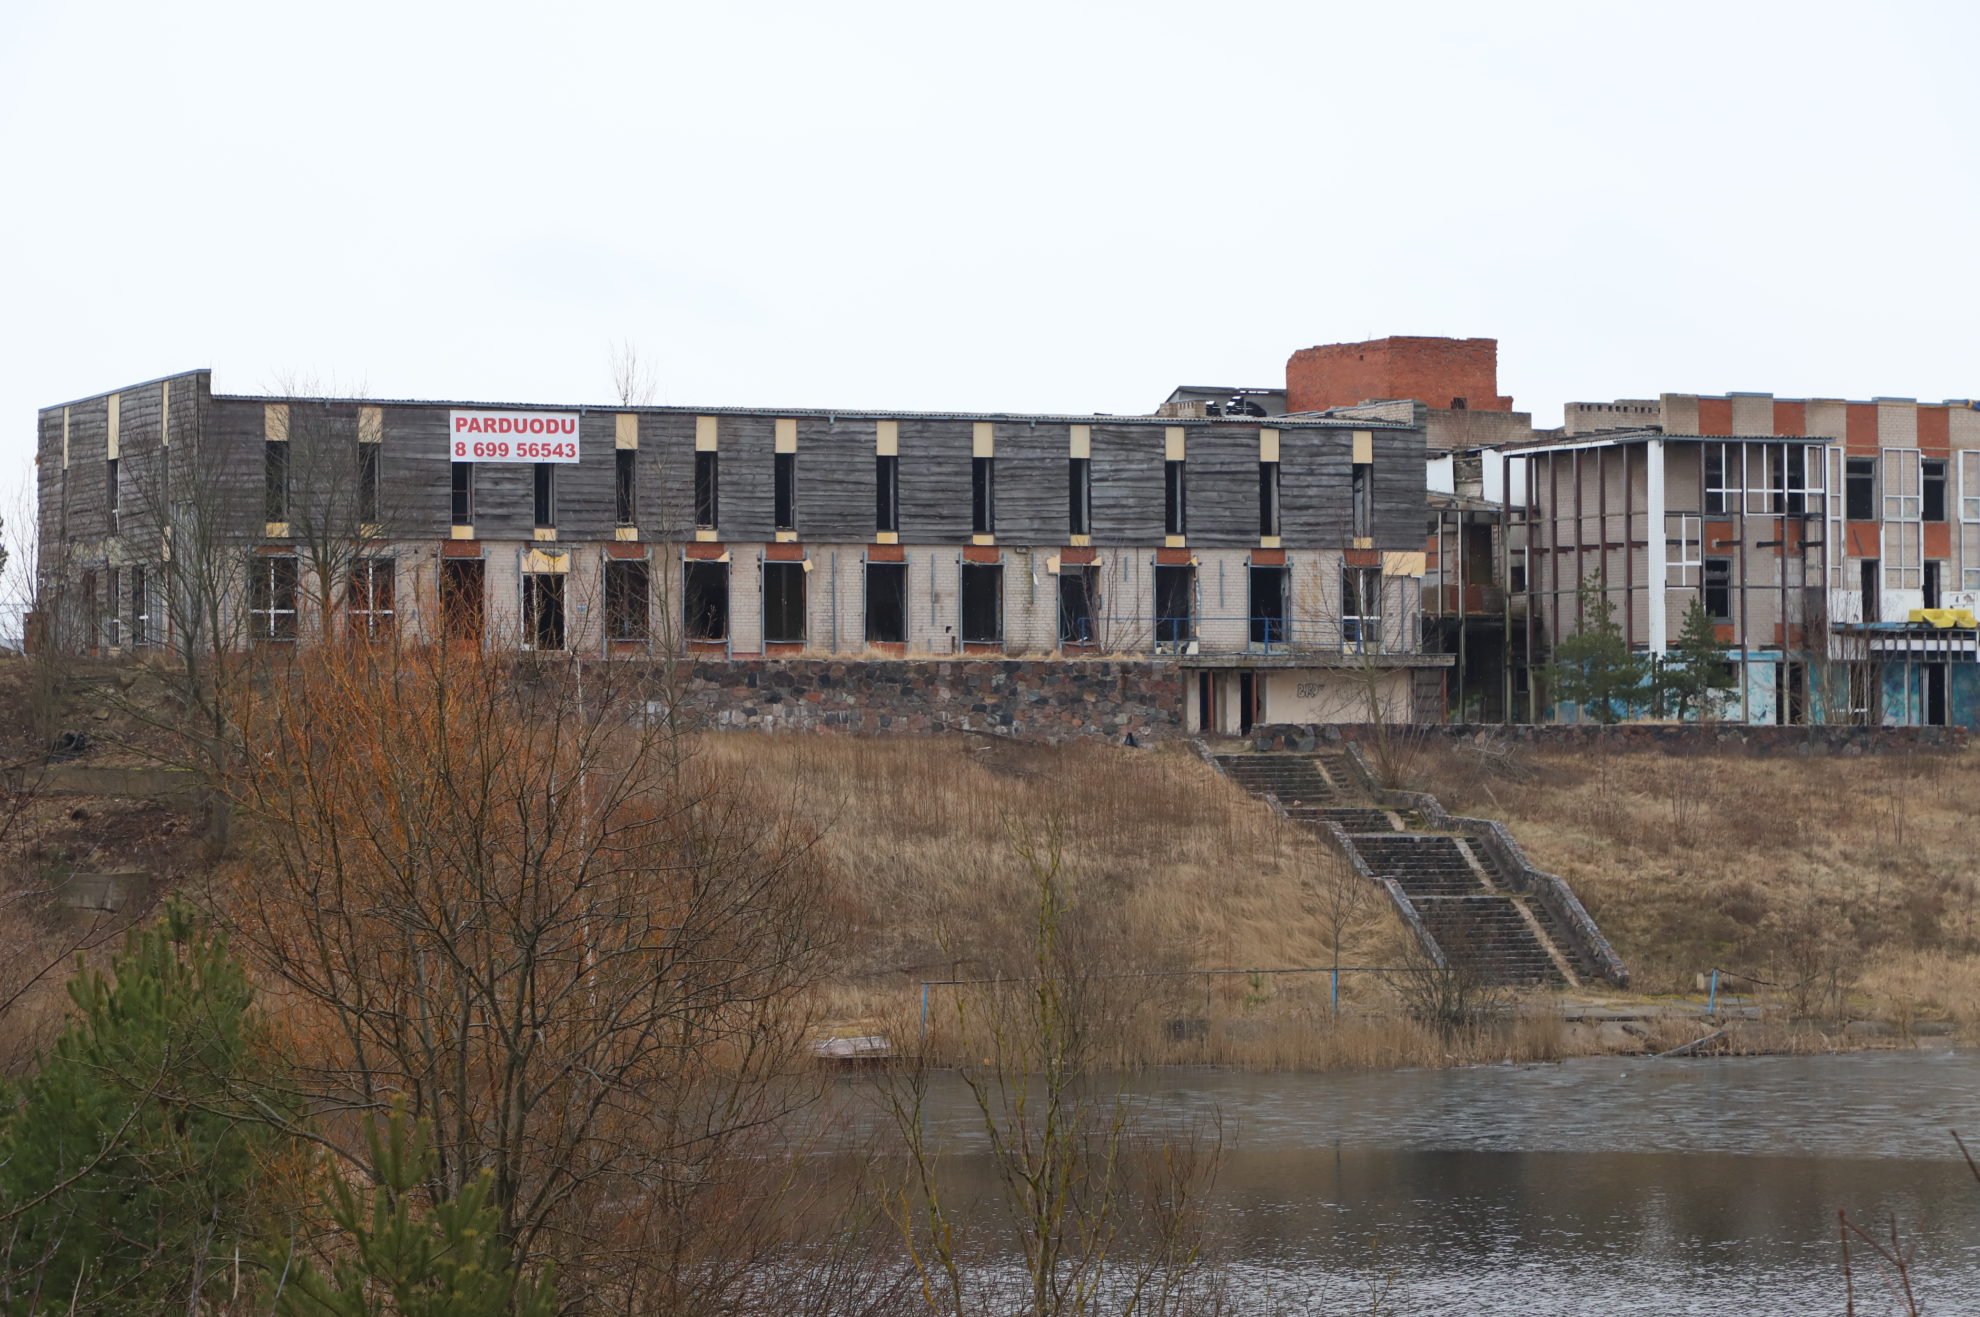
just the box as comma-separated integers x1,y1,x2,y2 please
35,368,1452,737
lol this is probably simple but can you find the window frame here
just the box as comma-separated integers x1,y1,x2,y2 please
604,558,651,642
875,454,899,535
347,556,397,640
762,560,807,644
1164,459,1187,537
450,461,475,525
694,450,720,530
1341,565,1382,652
960,561,1003,645
972,457,996,537
1258,461,1281,538
865,560,907,644
774,452,797,532
249,554,299,643
532,462,556,529
614,448,638,527
1068,457,1091,537
1703,555,1733,623
683,560,730,642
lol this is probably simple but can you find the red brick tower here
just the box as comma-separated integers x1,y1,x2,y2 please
1285,336,1513,413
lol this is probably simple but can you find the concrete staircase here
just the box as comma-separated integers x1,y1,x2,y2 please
1213,751,1597,988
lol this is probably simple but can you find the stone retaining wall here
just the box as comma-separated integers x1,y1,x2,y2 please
675,659,1184,744
1251,721,1969,756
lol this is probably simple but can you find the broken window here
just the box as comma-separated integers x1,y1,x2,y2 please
605,559,650,642
1058,566,1097,645
694,451,719,530
1250,565,1288,646
106,457,120,520
451,461,475,525
1860,558,1880,623
763,561,806,644
265,440,288,523
358,441,380,524
129,565,148,648
522,573,566,650
1923,458,1947,522
774,452,797,532
876,455,899,534
1703,556,1732,622
1342,566,1381,651
615,448,638,526
1154,564,1194,648
347,556,395,639
105,567,121,648
684,561,730,641
533,463,556,529
440,558,484,643
1925,559,1943,610
1705,443,1733,514
1780,444,1808,516
866,561,906,643
972,457,995,536
1068,457,1090,536
1352,463,1373,539
1259,461,1280,538
249,555,299,642
1845,457,1876,521
961,562,1002,644
79,569,99,651
1165,459,1187,537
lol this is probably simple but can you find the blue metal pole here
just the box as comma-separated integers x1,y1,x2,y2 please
1708,968,1719,1016
1331,968,1340,1016
920,982,930,1044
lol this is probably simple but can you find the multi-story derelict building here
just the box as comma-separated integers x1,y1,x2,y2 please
34,368,1450,735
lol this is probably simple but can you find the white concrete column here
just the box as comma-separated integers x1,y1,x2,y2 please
1647,437,1668,654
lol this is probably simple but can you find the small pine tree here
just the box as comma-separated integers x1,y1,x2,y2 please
0,902,283,1312
1658,598,1738,721
1547,575,1650,725
267,1106,556,1317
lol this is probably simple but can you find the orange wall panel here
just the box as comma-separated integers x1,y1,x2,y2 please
1696,398,1733,435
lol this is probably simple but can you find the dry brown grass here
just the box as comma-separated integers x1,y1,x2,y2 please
696,734,1419,1048
1413,739,1980,1022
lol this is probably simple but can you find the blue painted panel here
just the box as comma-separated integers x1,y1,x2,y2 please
1950,664,1980,731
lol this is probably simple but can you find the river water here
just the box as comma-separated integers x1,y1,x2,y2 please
865,1050,1980,1314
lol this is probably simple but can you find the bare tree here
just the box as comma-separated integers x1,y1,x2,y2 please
610,340,660,408
219,638,840,1304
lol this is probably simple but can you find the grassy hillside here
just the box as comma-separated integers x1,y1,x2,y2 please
1411,739,1980,1024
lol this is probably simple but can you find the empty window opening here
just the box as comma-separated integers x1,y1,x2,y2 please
106,457,120,518
265,441,288,523
763,561,806,643
1154,564,1194,647
249,555,299,642
605,559,650,642
694,451,719,530
1925,662,1949,727
972,457,996,536
961,562,1003,644
1705,444,1732,515
876,455,899,534
1860,557,1881,623
1259,461,1281,538
440,558,485,643
128,566,148,648
1923,458,1948,522
774,452,797,532
79,569,99,650
683,561,730,641
1058,566,1097,646
1925,560,1943,610
1352,463,1373,539
533,463,556,528
615,448,638,526
1703,557,1733,622
1250,565,1289,646
1165,459,1187,537
105,567,121,648
1342,566,1381,650
451,462,475,525
1845,457,1876,521
523,573,566,650
1450,397,1468,410
1068,458,1091,536
1781,445,1808,516
348,557,396,639
358,442,380,524
866,561,907,643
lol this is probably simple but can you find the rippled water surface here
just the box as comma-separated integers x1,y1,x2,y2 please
854,1051,1980,1314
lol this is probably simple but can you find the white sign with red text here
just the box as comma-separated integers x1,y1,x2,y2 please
449,410,581,463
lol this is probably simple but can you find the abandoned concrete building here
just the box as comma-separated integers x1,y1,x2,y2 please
34,367,1452,737
1515,389,1980,728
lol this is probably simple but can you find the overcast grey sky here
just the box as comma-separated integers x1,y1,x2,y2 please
6,0,1980,530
